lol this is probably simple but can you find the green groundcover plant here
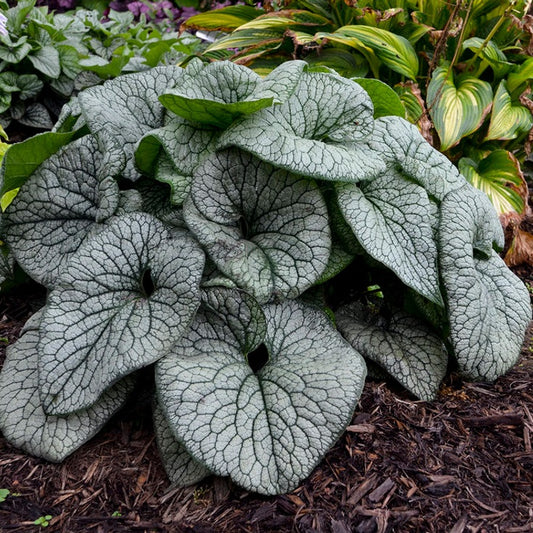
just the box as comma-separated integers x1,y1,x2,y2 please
0,0,201,133
0,61,530,495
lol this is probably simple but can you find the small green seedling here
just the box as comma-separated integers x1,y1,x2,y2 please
0,488,10,502
33,515,52,528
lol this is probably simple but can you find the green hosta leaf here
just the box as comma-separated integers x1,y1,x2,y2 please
428,66,493,151
2,136,119,288
218,69,385,182
78,66,183,181
352,78,405,118
366,116,466,201
39,213,205,415
28,45,61,79
156,293,366,495
459,151,526,215
439,185,531,381
507,57,533,95
153,400,211,487
184,5,264,32
336,303,447,401
0,311,135,462
336,167,442,305
319,25,419,80
0,128,86,196
183,149,330,303
462,37,513,78
484,81,533,142
136,116,219,205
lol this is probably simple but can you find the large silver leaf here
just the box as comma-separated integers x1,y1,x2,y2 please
160,60,269,128
439,185,531,381
0,311,134,462
336,303,448,401
153,399,211,487
156,292,366,495
218,69,385,182
366,116,466,201
39,213,205,415
78,66,182,181
1,135,119,288
336,168,442,305
183,149,331,303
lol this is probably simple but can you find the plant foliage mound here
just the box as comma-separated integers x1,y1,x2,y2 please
0,60,530,496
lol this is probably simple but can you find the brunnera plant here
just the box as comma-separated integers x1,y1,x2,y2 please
0,60,530,496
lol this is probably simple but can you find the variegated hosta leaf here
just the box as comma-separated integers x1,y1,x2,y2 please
1,135,120,288
427,66,493,151
183,5,264,32
365,116,466,201
39,213,205,415
218,69,386,182
484,81,533,142
183,149,331,303
153,400,211,487
439,185,531,381
507,56,533,95
319,25,419,80
0,311,135,462
78,66,182,181
461,38,513,78
159,60,293,128
336,303,448,401
156,293,366,495
135,115,219,205
336,168,442,305
459,150,527,215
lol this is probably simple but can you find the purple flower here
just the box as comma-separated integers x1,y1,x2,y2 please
127,1,151,16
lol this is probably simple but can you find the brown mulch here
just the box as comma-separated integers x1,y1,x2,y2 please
0,286,532,533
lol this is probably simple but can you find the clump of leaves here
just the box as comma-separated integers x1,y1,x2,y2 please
0,61,530,496
184,0,533,265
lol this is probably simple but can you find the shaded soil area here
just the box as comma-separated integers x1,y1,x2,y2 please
0,287,532,533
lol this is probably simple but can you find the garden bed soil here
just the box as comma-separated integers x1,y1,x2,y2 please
0,279,532,533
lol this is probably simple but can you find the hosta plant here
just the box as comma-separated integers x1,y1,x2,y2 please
0,61,530,496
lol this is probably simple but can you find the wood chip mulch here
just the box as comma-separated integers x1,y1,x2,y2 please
0,283,532,533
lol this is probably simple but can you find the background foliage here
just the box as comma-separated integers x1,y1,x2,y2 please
185,0,533,265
